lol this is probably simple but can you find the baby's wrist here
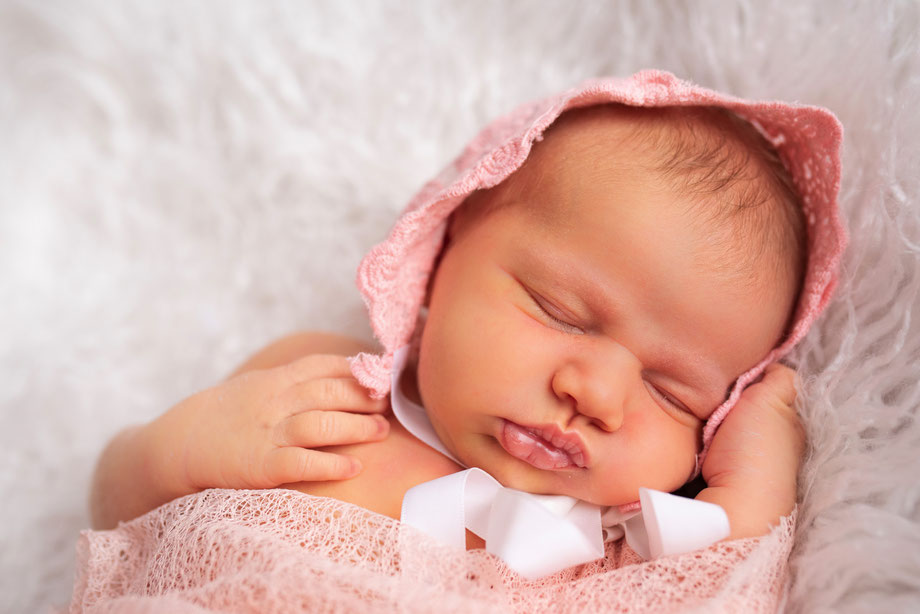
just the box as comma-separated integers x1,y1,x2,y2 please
697,475,796,540
142,410,200,502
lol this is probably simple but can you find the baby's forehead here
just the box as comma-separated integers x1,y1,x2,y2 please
523,105,773,192
476,104,806,296
497,106,773,231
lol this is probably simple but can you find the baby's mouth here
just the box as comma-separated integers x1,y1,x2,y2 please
498,420,588,470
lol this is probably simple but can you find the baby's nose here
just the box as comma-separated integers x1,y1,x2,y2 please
551,352,631,431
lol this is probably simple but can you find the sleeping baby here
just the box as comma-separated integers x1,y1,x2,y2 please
88,72,845,579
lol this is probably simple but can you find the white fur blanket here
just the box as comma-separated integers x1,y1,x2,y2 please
1,1,918,612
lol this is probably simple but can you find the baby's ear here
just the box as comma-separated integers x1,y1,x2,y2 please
426,199,474,306
423,222,452,308
446,188,496,241
423,266,435,308
426,190,495,307
445,198,473,242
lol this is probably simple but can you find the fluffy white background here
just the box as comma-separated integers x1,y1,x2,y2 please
1,1,918,612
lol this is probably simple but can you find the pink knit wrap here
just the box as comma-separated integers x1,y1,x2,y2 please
70,489,795,613
350,70,847,463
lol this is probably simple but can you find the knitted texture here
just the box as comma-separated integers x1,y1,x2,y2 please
349,70,847,464
70,489,794,613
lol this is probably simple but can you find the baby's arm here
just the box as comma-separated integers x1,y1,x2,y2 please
89,332,388,530
695,363,806,540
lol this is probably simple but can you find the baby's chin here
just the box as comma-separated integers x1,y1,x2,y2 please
498,471,635,508
460,440,636,507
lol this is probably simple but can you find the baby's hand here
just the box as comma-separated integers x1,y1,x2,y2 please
147,354,389,497
696,363,806,539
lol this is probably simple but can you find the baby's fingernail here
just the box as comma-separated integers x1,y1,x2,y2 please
374,415,389,434
348,458,363,476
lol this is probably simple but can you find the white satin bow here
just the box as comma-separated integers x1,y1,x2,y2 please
391,346,730,579
402,467,603,579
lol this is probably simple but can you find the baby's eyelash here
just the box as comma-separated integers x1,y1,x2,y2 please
525,288,584,335
647,382,690,413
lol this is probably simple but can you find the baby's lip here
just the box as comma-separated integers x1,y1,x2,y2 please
499,420,590,469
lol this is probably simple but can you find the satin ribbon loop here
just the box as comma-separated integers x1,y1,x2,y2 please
402,468,604,579
486,487,604,579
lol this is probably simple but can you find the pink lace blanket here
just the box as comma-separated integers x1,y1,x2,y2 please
69,489,794,613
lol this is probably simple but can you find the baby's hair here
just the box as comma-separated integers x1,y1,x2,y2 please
617,105,806,302
454,104,807,327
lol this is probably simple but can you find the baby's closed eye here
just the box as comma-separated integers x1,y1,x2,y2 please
522,285,586,335
644,380,692,414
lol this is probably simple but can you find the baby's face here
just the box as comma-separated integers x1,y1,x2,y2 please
415,111,798,506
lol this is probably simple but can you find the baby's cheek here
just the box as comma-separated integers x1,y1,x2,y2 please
625,411,698,488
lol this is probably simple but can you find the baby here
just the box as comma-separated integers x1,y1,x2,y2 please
89,74,843,571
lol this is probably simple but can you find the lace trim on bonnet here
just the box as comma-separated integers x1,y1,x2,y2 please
350,70,846,469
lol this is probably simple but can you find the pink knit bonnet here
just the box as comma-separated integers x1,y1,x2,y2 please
351,70,846,467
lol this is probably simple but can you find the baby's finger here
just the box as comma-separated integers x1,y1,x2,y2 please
286,376,388,414
262,447,362,485
757,363,798,408
275,410,389,448
279,354,354,384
